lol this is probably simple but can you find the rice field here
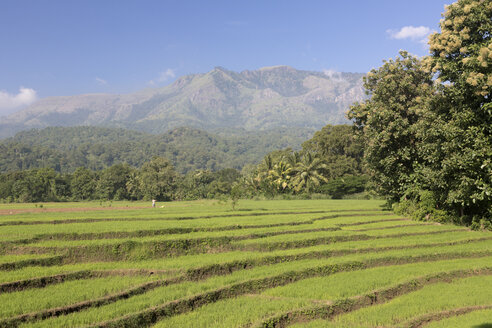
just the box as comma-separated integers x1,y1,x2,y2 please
0,199,491,327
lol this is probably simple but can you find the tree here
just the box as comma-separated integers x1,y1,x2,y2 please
302,124,363,180
139,157,178,201
422,0,492,222
71,167,97,200
291,152,328,193
429,0,491,101
348,51,435,203
302,125,363,161
125,171,142,200
319,175,369,199
177,170,215,200
348,0,491,226
97,163,134,200
269,161,293,192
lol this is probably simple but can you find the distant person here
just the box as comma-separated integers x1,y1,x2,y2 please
152,199,156,208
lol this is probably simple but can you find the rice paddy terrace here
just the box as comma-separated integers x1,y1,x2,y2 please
0,199,491,328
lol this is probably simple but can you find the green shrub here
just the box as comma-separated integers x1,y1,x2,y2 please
318,175,368,199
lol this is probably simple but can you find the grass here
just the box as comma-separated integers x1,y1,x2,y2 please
0,199,489,328
0,276,164,319
152,295,312,328
0,254,54,264
0,199,385,222
424,308,492,328
1,231,489,283
16,247,492,327
294,275,492,328
262,256,492,301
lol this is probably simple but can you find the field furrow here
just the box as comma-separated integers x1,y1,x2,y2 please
0,200,488,328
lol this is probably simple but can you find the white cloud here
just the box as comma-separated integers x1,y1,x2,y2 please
95,77,108,85
149,68,176,86
323,69,344,82
158,69,176,82
0,87,38,116
387,25,435,44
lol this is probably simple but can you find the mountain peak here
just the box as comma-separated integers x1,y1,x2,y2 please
258,65,295,71
0,66,366,138
213,66,230,72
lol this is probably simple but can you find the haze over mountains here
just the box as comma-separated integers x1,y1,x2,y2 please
0,66,365,138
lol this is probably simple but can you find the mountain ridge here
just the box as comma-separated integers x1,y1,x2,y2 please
0,66,365,138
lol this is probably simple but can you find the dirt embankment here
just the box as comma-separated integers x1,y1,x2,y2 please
0,206,148,215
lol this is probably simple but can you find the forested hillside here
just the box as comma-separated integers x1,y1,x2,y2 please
0,126,313,173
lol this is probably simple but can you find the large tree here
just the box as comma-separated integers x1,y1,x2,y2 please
302,124,363,179
348,51,435,203
291,152,328,193
138,157,178,201
96,163,134,200
348,0,491,225
71,167,97,200
422,0,492,222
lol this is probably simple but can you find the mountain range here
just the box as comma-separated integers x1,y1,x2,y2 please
0,66,365,138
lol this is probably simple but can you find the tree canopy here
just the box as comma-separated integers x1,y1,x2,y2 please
348,0,491,227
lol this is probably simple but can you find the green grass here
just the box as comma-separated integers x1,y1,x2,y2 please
1,231,489,284
233,224,465,246
262,256,492,301
0,212,394,243
0,254,54,264
157,257,492,327
18,244,492,327
0,275,164,319
0,199,489,328
294,275,492,328
153,295,312,328
0,199,385,222
424,308,492,328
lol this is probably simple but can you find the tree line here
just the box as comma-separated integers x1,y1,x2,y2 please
0,126,312,174
0,124,368,203
0,159,239,203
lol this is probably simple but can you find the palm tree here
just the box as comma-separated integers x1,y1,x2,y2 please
286,151,301,175
244,175,261,194
291,152,328,193
269,161,293,192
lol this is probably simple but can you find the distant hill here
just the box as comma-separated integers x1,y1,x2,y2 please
0,126,314,173
0,66,365,138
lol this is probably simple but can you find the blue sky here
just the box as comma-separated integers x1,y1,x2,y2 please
0,0,450,115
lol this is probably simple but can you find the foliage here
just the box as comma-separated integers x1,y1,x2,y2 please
245,125,367,198
0,168,70,202
0,126,312,174
0,157,242,202
348,51,435,203
70,167,97,200
291,152,328,193
349,0,491,226
318,175,369,199
421,0,492,223
138,157,178,201
96,164,135,200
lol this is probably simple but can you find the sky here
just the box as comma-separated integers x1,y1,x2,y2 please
0,0,450,116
